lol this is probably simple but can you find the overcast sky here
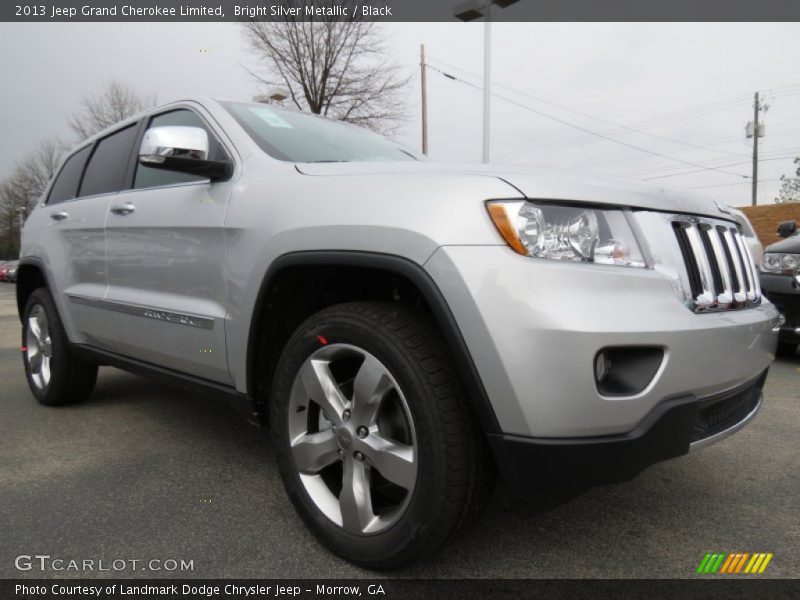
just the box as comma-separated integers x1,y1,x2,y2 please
1,22,799,206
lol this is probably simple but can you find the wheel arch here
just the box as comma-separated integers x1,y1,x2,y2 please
246,251,501,434
15,258,49,321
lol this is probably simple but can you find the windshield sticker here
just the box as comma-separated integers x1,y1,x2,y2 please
250,107,293,128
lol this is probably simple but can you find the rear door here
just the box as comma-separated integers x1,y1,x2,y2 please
101,106,234,384
42,124,140,346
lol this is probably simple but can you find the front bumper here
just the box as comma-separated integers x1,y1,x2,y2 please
487,371,766,497
425,244,777,496
426,245,778,438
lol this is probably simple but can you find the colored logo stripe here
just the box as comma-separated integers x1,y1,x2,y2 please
697,553,726,573
720,553,748,573
698,552,773,574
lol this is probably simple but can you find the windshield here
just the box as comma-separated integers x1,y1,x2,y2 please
221,101,423,163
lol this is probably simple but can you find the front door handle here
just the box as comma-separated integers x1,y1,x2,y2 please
50,211,69,221
110,203,136,216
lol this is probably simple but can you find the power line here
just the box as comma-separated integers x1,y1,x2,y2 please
426,64,750,179
427,55,779,133
429,55,800,162
642,155,800,181
514,84,800,161
619,146,800,177
493,96,753,159
425,55,750,160
688,178,782,190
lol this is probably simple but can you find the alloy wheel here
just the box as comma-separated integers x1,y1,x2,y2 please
26,304,52,390
288,343,418,535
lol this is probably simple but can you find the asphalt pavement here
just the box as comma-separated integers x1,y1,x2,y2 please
0,284,798,579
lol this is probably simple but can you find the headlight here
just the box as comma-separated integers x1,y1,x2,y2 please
762,252,800,274
486,200,646,267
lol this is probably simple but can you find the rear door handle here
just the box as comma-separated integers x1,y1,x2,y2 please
110,202,136,216
50,211,69,221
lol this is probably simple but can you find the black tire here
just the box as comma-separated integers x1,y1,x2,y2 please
22,288,98,406
270,301,494,569
776,342,798,358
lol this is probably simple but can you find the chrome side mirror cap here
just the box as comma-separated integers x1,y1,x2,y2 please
139,126,232,181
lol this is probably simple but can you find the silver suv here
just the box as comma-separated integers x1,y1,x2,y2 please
17,97,779,569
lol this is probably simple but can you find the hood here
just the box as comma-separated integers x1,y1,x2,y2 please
296,161,733,220
765,234,800,254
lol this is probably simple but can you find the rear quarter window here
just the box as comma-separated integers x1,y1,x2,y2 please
47,146,91,204
79,124,139,197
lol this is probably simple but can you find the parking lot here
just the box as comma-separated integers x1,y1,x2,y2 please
0,284,798,579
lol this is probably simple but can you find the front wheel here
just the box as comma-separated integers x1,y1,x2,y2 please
270,302,493,569
776,342,798,358
22,288,98,406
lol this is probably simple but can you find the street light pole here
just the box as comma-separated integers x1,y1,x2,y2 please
453,0,520,164
17,207,26,254
420,44,429,155
482,2,491,163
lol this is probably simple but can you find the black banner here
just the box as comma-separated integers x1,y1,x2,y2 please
3,579,800,600
3,0,800,22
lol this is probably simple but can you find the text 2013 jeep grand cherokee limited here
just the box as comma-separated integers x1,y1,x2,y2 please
17,97,779,569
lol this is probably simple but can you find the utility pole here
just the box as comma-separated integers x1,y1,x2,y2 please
747,92,767,206
420,44,428,155
751,91,760,206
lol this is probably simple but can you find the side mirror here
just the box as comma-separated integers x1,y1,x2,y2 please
776,220,797,238
139,126,232,181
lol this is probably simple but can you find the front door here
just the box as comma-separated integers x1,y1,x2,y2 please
100,107,234,384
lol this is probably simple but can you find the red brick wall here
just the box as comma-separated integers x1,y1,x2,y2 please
737,204,800,247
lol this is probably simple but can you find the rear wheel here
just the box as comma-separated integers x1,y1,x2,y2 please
776,342,798,358
22,288,98,406
270,301,493,569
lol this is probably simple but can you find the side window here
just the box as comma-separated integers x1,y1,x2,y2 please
133,109,227,190
47,146,91,204
78,124,139,198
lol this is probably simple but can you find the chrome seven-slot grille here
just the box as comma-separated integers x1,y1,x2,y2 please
671,219,761,312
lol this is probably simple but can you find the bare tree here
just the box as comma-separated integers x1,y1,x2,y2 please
243,8,409,134
0,138,67,250
776,157,800,204
0,81,155,256
13,138,67,210
0,172,31,258
68,80,155,141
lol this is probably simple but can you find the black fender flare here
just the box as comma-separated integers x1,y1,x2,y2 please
246,250,501,434
15,257,52,321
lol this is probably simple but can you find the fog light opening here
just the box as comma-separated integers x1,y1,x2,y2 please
594,346,665,397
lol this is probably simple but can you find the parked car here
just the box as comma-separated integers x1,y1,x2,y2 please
0,261,14,282
16,97,778,569
760,220,799,357
4,260,19,283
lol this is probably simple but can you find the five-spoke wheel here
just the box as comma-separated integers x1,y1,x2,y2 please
22,288,97,406
25,304,53,390
271,302,493,569
289,344,417,534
